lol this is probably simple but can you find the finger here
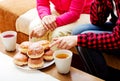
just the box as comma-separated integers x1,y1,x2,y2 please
50,23,55,31
36,34,41,38
60,44,67,49
51,22,57,30
50,39,61,47
30,30,34,38
65,46,71,50
58,40,66,48
34,31,39,38
43,22,52,31
29,32,32,39
52,38,58,41
45,19,54,31
49,17,56,30
49,41,58,47
42,21,48,30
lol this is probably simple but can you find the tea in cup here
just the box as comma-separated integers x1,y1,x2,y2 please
53,49,73,74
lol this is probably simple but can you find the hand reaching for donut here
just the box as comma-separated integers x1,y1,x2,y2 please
30,26,47,39
50,36,78,49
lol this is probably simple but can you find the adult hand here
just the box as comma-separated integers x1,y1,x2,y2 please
50,36,78,49
30,26,47,39
42,15,57,31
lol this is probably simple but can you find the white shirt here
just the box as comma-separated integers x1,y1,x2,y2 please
113,0,117,17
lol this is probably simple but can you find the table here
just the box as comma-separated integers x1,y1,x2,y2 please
0,38,104,81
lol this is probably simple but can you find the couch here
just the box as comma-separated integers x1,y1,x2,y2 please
0,0,36,43
0,0,120,70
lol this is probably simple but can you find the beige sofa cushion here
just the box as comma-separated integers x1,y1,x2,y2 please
16,8,39,35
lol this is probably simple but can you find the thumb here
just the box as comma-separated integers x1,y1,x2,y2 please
29,31,34,39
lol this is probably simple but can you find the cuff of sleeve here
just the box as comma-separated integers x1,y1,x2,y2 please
56,17,63,27
39,14,49,19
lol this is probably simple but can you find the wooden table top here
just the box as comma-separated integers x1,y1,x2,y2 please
0,38,104,81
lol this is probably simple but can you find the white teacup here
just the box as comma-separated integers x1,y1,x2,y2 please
0,31,17,52
53,49,73,74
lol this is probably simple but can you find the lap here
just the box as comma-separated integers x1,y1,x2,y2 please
72,22,114,35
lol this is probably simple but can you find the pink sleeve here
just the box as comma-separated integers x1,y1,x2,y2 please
37,0,51,19
56,0,86,27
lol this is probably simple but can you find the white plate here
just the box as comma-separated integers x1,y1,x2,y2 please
15,60,54,70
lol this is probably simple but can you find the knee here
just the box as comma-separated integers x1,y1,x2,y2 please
72,28,77,35
80,31,92,34
71,24,89,35
52,30,64,38
72,23,95,35
52,28,70,38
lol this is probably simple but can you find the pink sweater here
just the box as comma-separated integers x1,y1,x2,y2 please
37,0,93,27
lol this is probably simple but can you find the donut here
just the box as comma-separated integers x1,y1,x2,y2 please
28,57,44,69
37,40,50,50
27,42,44,58
19,41,30,54
13,52,28,66
43,49,54,61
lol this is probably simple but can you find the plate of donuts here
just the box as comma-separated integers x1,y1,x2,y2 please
13,40,55,70
14,55,55,70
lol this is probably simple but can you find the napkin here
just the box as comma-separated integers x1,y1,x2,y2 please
0,52,60,81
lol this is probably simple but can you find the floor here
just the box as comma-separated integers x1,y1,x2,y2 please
71,54,120,81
